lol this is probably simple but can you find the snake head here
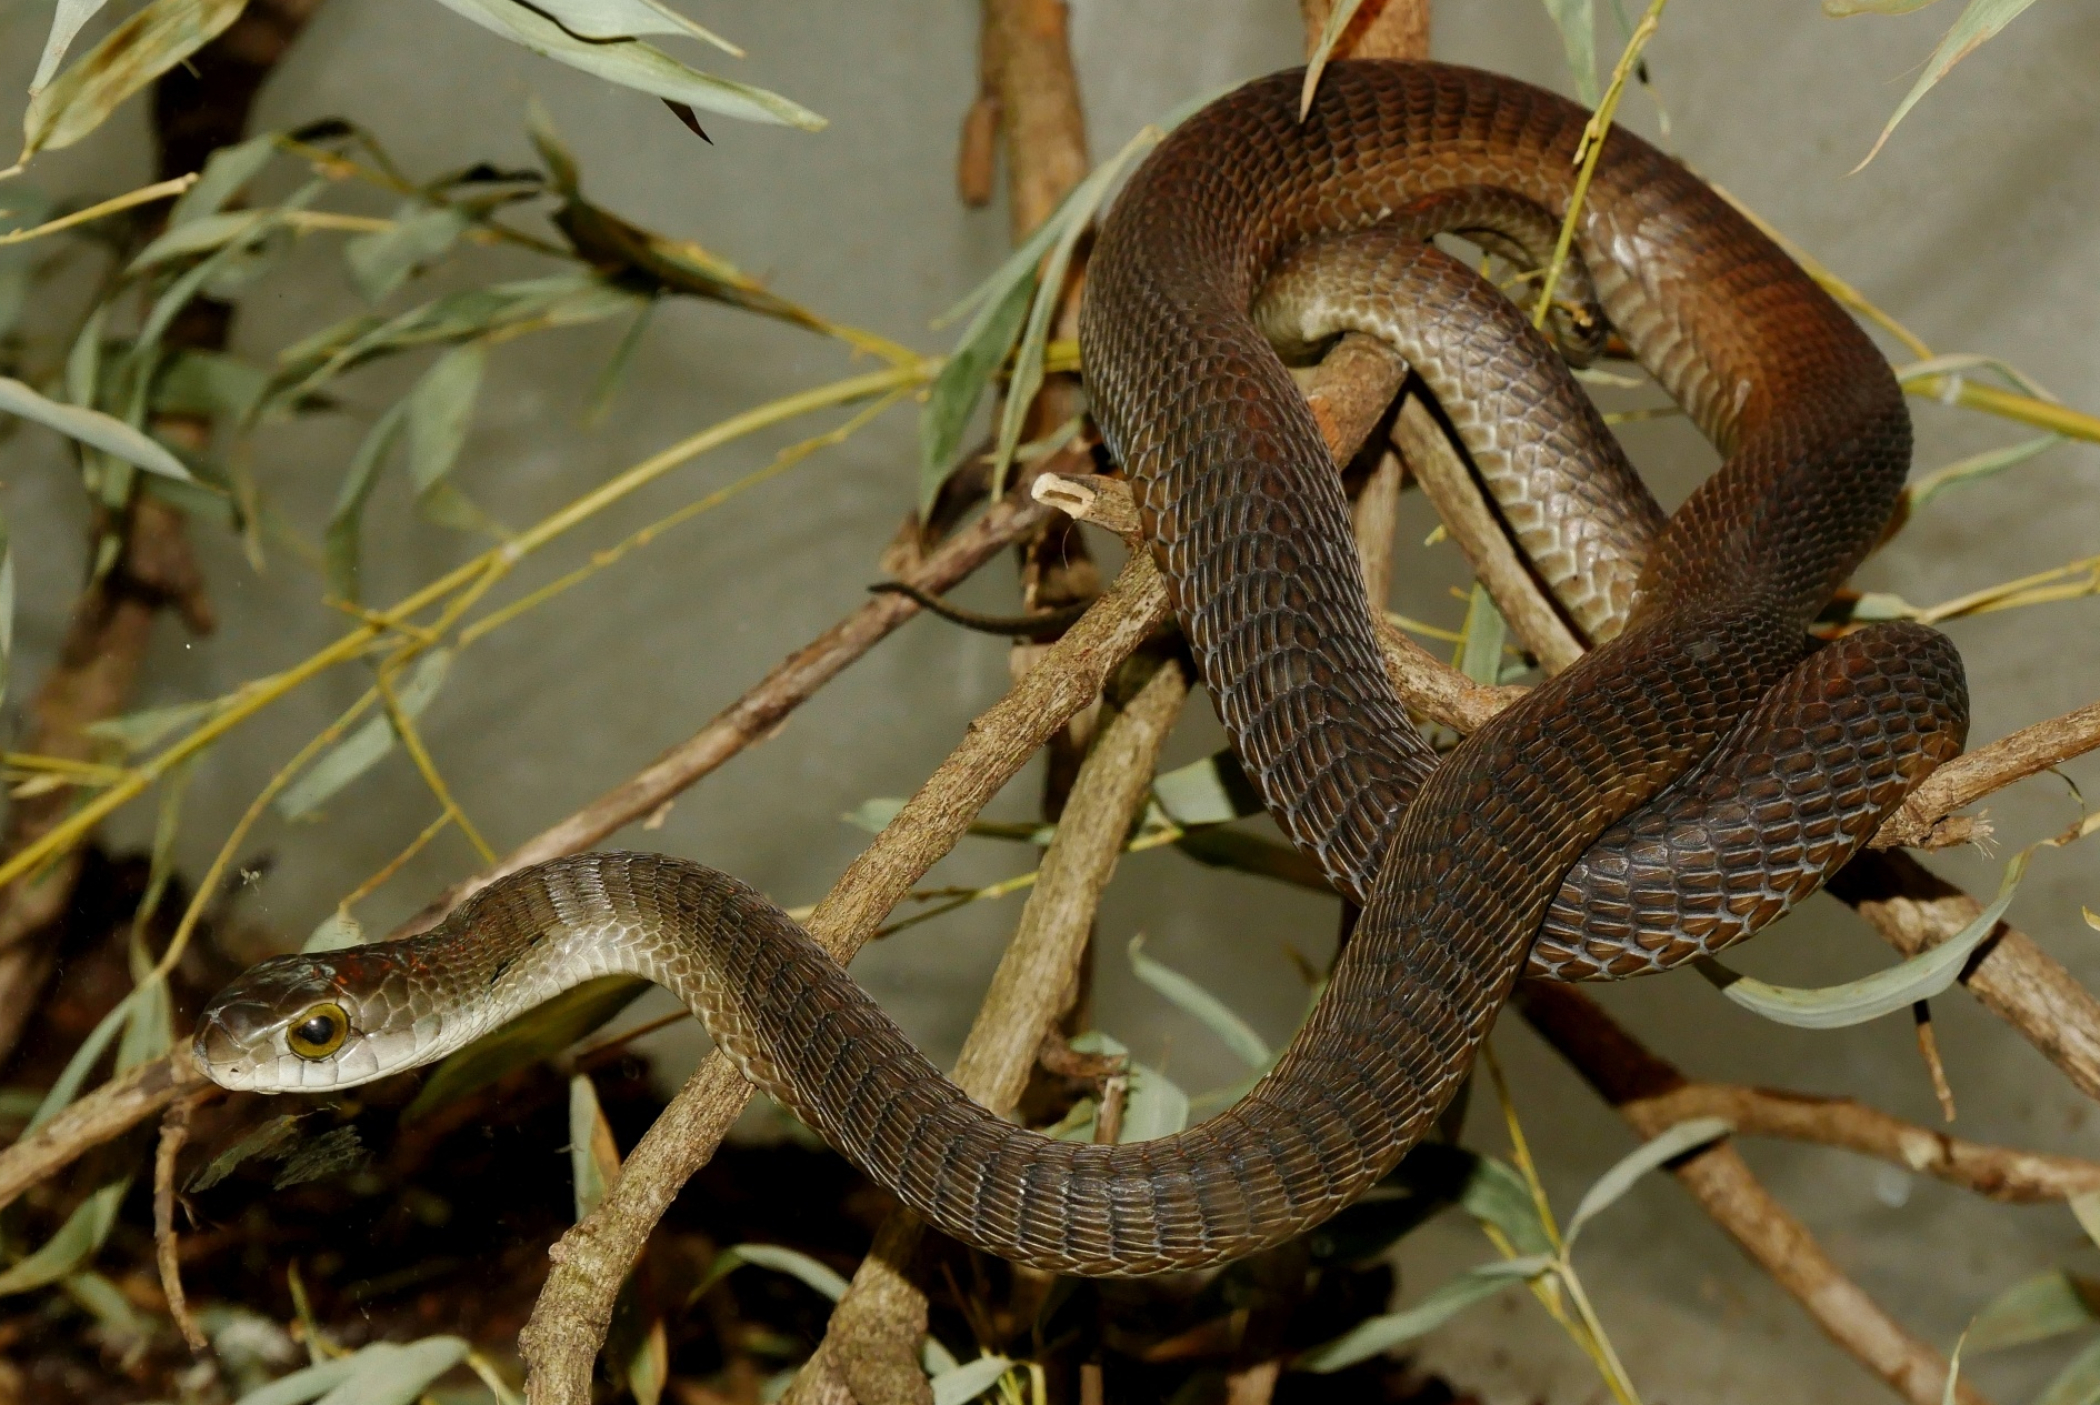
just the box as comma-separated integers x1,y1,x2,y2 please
192,948,428,1094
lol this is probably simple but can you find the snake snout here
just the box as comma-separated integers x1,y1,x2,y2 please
192,998,279,1089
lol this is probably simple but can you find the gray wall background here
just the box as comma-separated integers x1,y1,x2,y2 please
2,1,2097,1400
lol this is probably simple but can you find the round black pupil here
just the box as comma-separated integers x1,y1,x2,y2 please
297,1015,336,1046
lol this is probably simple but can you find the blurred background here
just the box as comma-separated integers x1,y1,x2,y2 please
1,1,2096,1400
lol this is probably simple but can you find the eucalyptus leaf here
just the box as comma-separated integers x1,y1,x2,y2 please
276,648,456,819
929,1356,1014,1405
0,376,191,479
570,1074,622,1219
85,696,219,754
231,1356,361,1405
1127,935,1271,1070
424,0,823,130
0,1177,130,1295
170,132,279,227
346,204,471,303
1853,0,2041,170
1296,1256,1551,1372
918,270,1031,517
1458,585,1508,686
1966,1270,2100,1353
1563,1116,1731,1245
185,1114,305,1193
128,209,270,274
523,0,742,52
1152,748,1263,827
1541,0,1602,104
19,0,247,161
1299,0,1366,117
402,975,649,1122
1906,434,2061,514
1699,845,2033,1029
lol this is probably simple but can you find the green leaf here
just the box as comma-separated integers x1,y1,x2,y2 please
311,1337,470,1405
1458,585,1508,685
1966,1270,2100,1353
276,647,456,818
425,0,824,130
1461,1155,1556,1259
169,131,278,226
1151,749,1263,827
1541,0,1602,105
1064,1031,1188,1142
569,1074,621,1219
152,349,270,421
1852,0,2041,170
842,797,908,833
697,1243,851,1304
1127,935,1271,1070
1169,826,1331,892
1905,434,2061,514
404,341,494,534
930,1355,1015,1405
1563,1116,1731,1245
0,375,192,479
523,0,743,53
583,298,657,424
27,983,148,1132
0,1177,130,1295
402,975,649,1122
2036,1339,2100,1405
325,399,409,603
135,181,327,363
185,1113,305,1192
128,209,271,274
30,0,118,93
303,909,364,953
18,0,247,162
231,1356,361,1405
346,204,471,303
85,696,220,754
918,270,1032,518
1699,845,2033,1029
1296,1256,1551,1372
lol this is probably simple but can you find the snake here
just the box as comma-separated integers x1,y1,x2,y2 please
195,61,1969,1275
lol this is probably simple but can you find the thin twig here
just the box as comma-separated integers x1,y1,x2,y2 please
154,1092,210,1353
1874,698,2100,848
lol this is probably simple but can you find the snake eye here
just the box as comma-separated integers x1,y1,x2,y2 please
286,1003,350,1060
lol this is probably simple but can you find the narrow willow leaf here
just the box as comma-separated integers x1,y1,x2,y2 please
0,376,191,479
1894,351,2058,402
1966,1270,2100,1353
406,341,487,503
303,909,364,953
346,204,471,303
325,399,409,602
402,976,648,1122
918,271,1031,518
0,512,12,710
152,349,269,421
276,648,455,819
30,0,115,93
1542,0,1602,105
2070,1189,2100,1253
310,1337,470,1405
424,0,824,130
1853,0,2042,171
1905,434,2061,513
0,1177,130,1294
2035,1339,2100,1405
1458,585,1508,685
1942,1328,1967,1405
1128,935,1272,1070
169,131,278,226
525,0,743,53
921,1338,962,1378
1171,826,1332,892
1563,1116,1731,1245
1296,1257,1551,1371
701,1243,850,1302
1121,1060,1189,1141
1299,0,1367,119
231,1355,361,1405
569,1074,622,1220
20,0,248,162
930,1356,1015,1405
135,180,327,366
185,1114,304,1192
1699,845,2033,1029
583,298,657,424
63,1270,152,1346
271,1125,366,1190
85,696,219,754
128,209,269,274
27,984,148,1131
842,797,908,833
526,97,582,196
1461,1155,1555,1259
1152,748,1263,827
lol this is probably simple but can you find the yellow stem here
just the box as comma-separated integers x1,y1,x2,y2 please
0,173,198,246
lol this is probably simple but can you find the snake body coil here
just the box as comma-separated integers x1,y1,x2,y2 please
197,63,1968,1275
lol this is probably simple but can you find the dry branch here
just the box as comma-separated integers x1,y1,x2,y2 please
154,1092,209,1352
0,1050,198,1212
1514,982,1988,1405
1874,697,2100,848
787,656,1190,1405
